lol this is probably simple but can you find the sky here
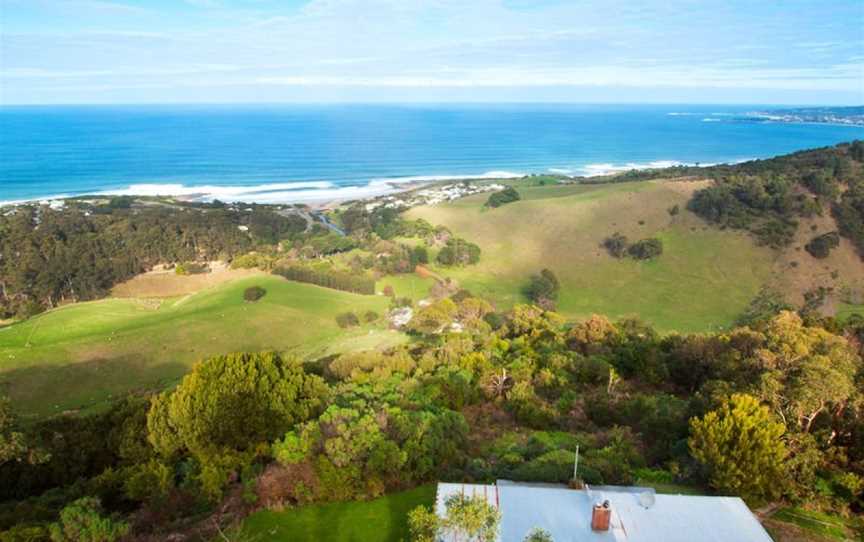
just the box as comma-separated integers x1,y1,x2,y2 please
1,0,863,105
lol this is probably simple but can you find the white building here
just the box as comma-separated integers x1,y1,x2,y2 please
435,480,773,542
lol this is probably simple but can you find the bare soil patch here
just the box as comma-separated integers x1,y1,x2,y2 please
773,213,864,308
112,261,264,298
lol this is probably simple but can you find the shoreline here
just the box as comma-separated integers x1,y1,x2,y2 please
0,157,744,209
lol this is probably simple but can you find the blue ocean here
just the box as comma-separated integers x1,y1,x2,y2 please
1,104,861,204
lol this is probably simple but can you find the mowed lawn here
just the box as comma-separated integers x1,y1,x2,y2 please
236,485,435,542
0,275,397,418
407,180,775,333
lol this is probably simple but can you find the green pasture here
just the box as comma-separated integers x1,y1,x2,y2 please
0,275,396,418
407,180,775,333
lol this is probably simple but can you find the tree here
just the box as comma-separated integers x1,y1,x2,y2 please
436,238,481,267
526,269,560,308
440,494,501,542
602,232,628,258
407,298,457,335
485,186,521,208
336,311,360,328
1,396,47,465
243,285,266,302
408,505,439,542
147,352,329,458
756,311,860,434
804,231,840,259
689,394,787,502
524,527,554,542
626,238,663,260
48,497,129,542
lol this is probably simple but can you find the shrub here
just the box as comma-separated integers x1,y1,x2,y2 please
689,394,787,502
48,497,129,542
408,505,439,542
147,352,328,460
602,233,628,258
363,310,380,323
524,528,554,542
243,286,266,302
436,238,481,267
411,246,429,266
336,312,360,328
483,312,505,330
526,269,560,308
804,231,840,259
485,186,521,208
627,238,663,260
174,262,207,276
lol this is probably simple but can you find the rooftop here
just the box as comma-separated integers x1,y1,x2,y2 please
435,480,773,542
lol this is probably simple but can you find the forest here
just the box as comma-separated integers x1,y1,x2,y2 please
1,298,862,540
0,200,306,318
687,141,863,252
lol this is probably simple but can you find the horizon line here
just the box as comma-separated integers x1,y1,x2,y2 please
1,101,862,108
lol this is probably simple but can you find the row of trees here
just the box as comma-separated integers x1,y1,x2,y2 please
272,264,376,295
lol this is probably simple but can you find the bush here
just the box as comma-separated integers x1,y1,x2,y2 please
147,352,328,460
436,238,481,267
174,262,207,275
336,312,360,328
48,497,129,542
627,238,663,260
485,186,521,208
602,233,629,258
243,286,266,302
363,310,380,323
526,269,560,308
411,246,429,266
483,312,505,330
804,231,840,259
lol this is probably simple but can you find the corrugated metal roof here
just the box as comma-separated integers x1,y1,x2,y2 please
434,481,773,542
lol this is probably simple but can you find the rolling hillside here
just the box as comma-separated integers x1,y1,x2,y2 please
407,179,863,332
0,275,397,418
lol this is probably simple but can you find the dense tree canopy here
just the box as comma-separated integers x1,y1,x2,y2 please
0,202,305,317
485,186,521,208
689,394,787,502
687,141,864,255
147,352,329,458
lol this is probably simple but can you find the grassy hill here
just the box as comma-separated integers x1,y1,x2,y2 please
0,275,397,418
407,180,777,332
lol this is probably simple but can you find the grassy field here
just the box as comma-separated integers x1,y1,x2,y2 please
407,180,775,333
837,303,864,322
765,507,863,541
0,275,398,418
236,485,435,542
377,273,436,302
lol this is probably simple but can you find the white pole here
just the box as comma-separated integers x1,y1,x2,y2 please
573,445,580,480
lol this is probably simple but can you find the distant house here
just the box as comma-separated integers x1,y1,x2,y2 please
435,480,773,542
